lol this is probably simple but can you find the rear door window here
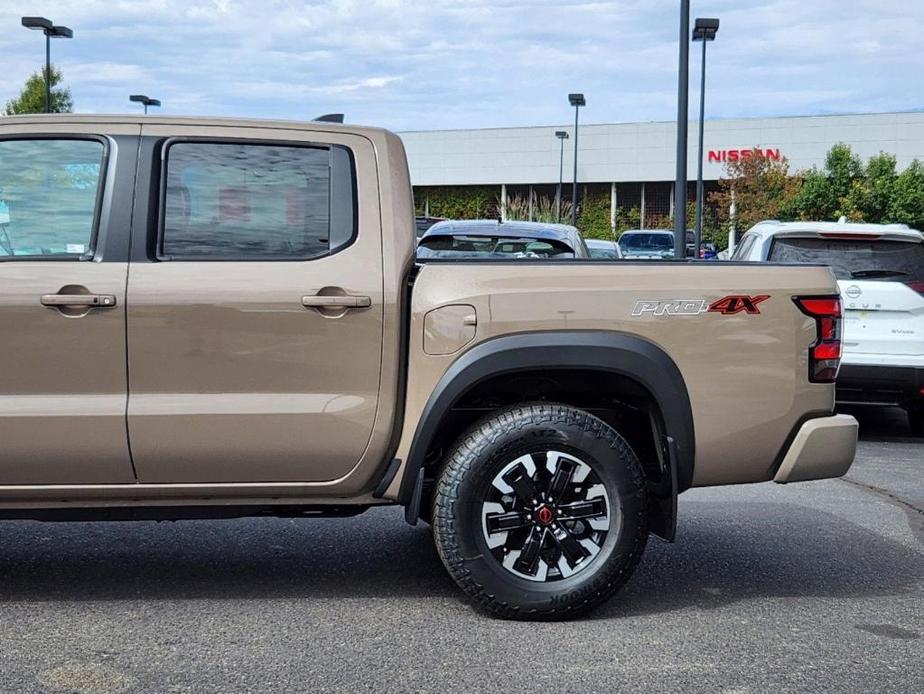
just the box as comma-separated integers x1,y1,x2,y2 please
160,141,355,260
768,237,924,282
0,138,105,258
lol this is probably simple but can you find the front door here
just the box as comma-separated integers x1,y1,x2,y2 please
0,130,137,484
126,126,384,483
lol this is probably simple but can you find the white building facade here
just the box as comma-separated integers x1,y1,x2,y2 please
400,111,924,228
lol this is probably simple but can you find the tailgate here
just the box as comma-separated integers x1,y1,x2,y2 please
839,279,924,360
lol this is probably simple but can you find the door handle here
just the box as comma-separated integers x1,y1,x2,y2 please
301,295,372,309
41,294,117,308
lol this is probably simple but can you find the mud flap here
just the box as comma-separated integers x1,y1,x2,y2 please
404,466,425,526
648,435,679,542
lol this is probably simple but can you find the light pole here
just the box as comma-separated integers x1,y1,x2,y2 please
555,130,569,222
568,93,585,226
130,94,161,114
21,17,73,114
673,0,690,259
692,17,720,259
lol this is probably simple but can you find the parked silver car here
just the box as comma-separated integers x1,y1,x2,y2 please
585,238,623,259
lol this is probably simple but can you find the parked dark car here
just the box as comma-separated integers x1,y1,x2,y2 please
417,220,590,259
617,229,710,259
617,229,676,259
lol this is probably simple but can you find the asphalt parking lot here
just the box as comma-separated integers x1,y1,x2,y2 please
0,407,921,694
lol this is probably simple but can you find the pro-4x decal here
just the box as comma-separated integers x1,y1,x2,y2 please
707,295,770,315
632,295,769,317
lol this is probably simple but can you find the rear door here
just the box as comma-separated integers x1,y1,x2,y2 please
126,125,384,483
768,236,924,363
0,125,138,484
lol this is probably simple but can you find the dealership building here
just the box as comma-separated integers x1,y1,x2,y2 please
400,110,924,229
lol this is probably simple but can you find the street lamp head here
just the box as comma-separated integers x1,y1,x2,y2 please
555,130,569,139
130,94,160,107
22,17,72,37
21,16,53,31
692,17,720,41
568,93,586,107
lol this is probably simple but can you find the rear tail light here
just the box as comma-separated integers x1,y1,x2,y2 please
906,280,924,296
794,296,842,383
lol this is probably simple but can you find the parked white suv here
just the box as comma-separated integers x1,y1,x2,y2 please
733,220,924,436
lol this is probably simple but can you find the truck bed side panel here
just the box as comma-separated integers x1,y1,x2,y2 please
394,262,837,488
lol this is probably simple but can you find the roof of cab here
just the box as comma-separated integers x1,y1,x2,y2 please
0,113,396,140
745,219,923,242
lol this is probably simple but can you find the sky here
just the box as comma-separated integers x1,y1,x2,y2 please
1,1,922,132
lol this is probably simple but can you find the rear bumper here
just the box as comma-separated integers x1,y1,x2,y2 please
836,364,924,407
773,414,858,484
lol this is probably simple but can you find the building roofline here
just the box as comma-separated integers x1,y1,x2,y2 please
398,108,924,135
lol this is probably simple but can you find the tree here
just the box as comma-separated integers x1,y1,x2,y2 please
887,160,924,230
3,66,73,115
709,150,800,237
785,143,867,221
864,152,898,221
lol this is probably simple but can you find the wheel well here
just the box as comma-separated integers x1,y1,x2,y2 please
419,368,669,497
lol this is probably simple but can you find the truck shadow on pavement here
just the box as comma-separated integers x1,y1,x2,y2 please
599,499,923,620
0,501,920,616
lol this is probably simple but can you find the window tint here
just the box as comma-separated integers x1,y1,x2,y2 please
769,237,924,282
618,233,673,251
0,139,104,258
161,141,355,260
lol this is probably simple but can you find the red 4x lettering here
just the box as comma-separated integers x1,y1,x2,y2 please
708,294,770,315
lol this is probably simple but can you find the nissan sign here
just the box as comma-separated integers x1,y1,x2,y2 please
708,148,782,163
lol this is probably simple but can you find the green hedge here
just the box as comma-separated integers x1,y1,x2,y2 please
577,187,614,239
415,186,498,219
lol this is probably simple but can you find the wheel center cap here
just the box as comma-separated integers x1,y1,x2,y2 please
535,505,554,525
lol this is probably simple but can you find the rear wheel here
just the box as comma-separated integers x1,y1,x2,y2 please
431,403,649,620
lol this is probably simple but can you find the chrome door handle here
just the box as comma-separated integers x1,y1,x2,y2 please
301,295,372,309
41,294,117,308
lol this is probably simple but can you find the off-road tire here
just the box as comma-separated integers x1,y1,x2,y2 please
432,402,649,620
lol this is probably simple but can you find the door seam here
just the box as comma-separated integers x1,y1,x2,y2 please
123,129,144,482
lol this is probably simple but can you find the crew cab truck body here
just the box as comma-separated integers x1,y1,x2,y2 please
0,116,857,619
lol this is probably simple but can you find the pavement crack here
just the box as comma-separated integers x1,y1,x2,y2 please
840,476,924,516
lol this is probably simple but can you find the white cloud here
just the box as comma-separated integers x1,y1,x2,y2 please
0,0,921,129
313,76,402,94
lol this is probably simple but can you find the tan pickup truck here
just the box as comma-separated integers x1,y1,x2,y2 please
0,115,857,619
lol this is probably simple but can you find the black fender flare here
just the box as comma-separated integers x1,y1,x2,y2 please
400,330,695,521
